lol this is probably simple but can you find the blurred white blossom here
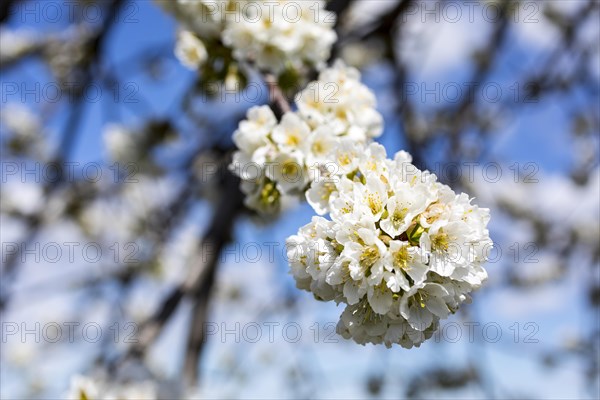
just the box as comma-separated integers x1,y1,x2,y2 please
175,30,208,69
103,124,138,162
165,0,336,74
222,0,336,73
0,28,37,64
1,103,42,141
0,181,44,216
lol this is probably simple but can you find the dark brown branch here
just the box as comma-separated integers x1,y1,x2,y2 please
183,244,219,386
125,160,243,380
182,162,243,385
265,74,292,117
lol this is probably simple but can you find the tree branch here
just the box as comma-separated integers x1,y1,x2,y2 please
0,0,20,23
125,159,243,380
265,74,291,117
0,0,126,307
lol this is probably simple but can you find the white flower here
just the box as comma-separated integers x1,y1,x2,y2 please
167,0,336,75
241,176,282,216
400,283,450,331
286,142,492,347
421,222,470,277
385,241,429,290
380,183,433,238
338,224,387,283
221,1,336,74
231,150,260,182
271,112,311,153
305,125,338,166
266,151,307,193
296,60,383,139
287,234,312,290
175,30,208,69
353,172,389,221
306,176,338,215
232,105,277,155
327,138,363,175
230,62,380,217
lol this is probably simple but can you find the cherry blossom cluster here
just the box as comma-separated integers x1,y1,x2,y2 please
229,61,383,215
286,142,492,347
165,0,336,75
67,375,157,400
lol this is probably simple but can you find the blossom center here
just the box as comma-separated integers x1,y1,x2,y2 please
431,231,450,252
367,193,383,215
393,246,411,271
391,207,409,226
360,246,380,269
